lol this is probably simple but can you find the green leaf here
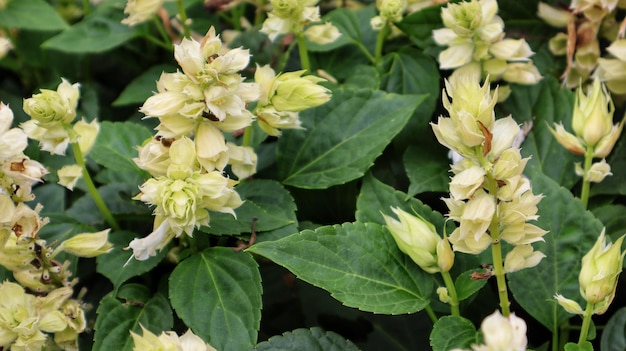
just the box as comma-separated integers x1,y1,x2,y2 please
403,144,450,196
356,173,447,233
97,231,169,289
429,315,477,351
169,248,262,351
42,10,138,53
498,76,579,189
591,204,626,243
601,307,626,351
396,5,443,48
0,0,68,31
455,269,489,301
254,327,360,351
203,179,296,235
326,6,378,59
564,342,593,351
277,88,425,188
248,222,433,314
343,65,380,91
113,64,177,106
379,48,440,123
508,171,603,331
90,121,152,175
93,288,173,351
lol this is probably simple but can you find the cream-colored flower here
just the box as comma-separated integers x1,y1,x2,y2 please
572,79,615,147
449,165,485,200
304,22,342,45
23,78,80,128
227,142,257,180
260,0,320,40
73,119,100,156
57,164,83,190
554,294,585,315
194,123,228,172
0,103,27,159
126,218,174,261
475,310,527,351
537,2,573,27
575,159,612,182
134,137,172,177
504,244,546,272
59,229,113,258
121,0,165,26
21,120,71,155
377,0,408,24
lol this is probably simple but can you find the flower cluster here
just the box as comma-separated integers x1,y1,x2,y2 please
433,0,541,88
549,79,624,183
371,0,408,30
0,101,112,350
122,0,168,27
131,326,216,351
556,229,625,316
431,77,546,272
129,28,332,260
538,1,626,90
452,310,528,351
260,0,340,45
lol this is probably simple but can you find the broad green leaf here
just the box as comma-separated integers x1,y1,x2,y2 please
248,222,433,314
564,342,593,351
169,248,262,351
379,48,440,123
591,204,626,243
508,171,603,331
0,0,68,31
93,288,173,351
66,182,150,225
254,327,360,351
396,5,443,48
202,179,296,235
90,121,152,175
455,269,489,301
326,6,378,59
356,173,447,233
498,76,578,188
113,64,176,106
97,231,169,289
601,307,626,351
43,10,138,53
403,144,449,196
32,183,66,214
343,65,380,91
429,316,477,351
590,138,626,196
277,88,425,188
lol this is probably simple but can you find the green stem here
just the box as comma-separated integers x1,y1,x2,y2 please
374,23,389,65
578,302,595,344
296,33,311,72
580,146,594,209
71,142,120,231
176,0,191,38
242,125,254,147
254,0,267,27
82,0,91,16
441,270,460,316
424,304,438,324
153,15,173,49
484,172,511,317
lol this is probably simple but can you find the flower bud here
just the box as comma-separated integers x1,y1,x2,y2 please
23,79,80,127
377,0,407,23
437,287,450,303
134,137,171,177
554,294,584,315
579,229,625,312
479,310,527,351
537,2,572,27
504,244,545,272
270,0,304,20
436,234,455,272
382,207,442,274
304,22,342,45
547,123,585,155
73,118,100,156
58,164,83,191
502,62,543,85
449,165,485,200
60,229,113,258
271,71,330,112
575,159,612,183
227,143,257,180
571,79,615,147
122,0,165,26
592,119,624,158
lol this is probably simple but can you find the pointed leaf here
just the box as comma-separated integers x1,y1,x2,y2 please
356,173,447,233
97,231,169,289
430,315,477,351
169,248,262,351
0,0,68,31
396,5,444,48
326,6,378,56
113,64,177,106
278,88,425,189
248,222,433,314
90,121,152,175
403,144,449,196
254,327,360,351
93,288,173,351
601,307,626,351
202,179,296,235
508,171,603,330
455,269,489,301
498,76,578,188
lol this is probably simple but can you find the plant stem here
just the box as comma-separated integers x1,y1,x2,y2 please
441,270,460,316
296,33,311,72
424,304,438,324
82,0,91,16
484,172,511,317
254,0,267,27
153,16,173,49
176,0,191,38
578,302,595,344
242,125,254,147
71,142,120,231
374,24,389,65
580,146,594,209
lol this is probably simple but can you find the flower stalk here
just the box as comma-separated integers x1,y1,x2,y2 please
578,302,595,345
297,33,311,72
441,270,460,316
580,146,594,209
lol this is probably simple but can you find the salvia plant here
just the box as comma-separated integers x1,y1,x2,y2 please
0,0,626,350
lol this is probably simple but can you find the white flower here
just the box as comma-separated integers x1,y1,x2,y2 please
0,103,27,159
126,218,174,262
121,0,165,26
57,164,83,190
477,310,527,351
304,22,342,45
